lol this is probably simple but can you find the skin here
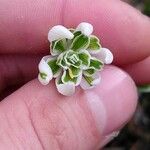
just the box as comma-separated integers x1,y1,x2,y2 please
0,0,149,149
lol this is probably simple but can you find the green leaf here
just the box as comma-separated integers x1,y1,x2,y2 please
78,50,90,68
89,57,103,70
83,68,96,76
62,70,78,84
68,66,82,78
87,35,101,52
51,39,66,55
47,58,61,76
70,34,90,51
138,84,150,93
40,72,47,79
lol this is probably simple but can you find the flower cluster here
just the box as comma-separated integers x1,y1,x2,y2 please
38,22,113,96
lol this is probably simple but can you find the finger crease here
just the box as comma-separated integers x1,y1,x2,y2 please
23,101,45,150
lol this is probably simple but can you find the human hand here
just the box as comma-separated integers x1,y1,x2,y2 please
0,0,149,149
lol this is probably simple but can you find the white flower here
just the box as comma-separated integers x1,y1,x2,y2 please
38,22,113,96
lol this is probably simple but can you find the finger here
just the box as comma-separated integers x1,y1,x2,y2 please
0,54,148,100
64,0,150,65
0,66,137,149
0,0,150,65
0,54,40,93
98,131,120,149
124,56,150,85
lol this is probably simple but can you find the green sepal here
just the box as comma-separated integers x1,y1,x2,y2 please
64,50,81,68
57,76,63,84
68,66,82,78
78,51,90,68
56,53,68,69
47,58,61,76
83,75,94,86
73,31,82,39
70,34,90,51
87,35,101,52
61,70,78,84
51,39,66,55
83,68,96,76
89,57,104,70
70,60,81,68
66,30,81,48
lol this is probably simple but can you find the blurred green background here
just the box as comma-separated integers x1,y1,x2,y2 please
127,0,150,16
104,0,150,149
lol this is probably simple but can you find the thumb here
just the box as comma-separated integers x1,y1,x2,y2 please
0,66,137,150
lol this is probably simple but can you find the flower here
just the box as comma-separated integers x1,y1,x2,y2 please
38,22,113,96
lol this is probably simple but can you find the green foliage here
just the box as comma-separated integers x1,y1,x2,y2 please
143,0,150,16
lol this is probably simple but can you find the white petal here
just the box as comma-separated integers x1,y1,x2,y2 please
91,73,101,85
39,56,52,76
38,55,53,85
87,49,101,55
75,72,82,86
80,74,101,90
38,73,50,85
48,25,74,42
55,78,75,96
94,48,113,64
76,22,93,36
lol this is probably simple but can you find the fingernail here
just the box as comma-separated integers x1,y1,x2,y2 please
98,131,120,149
86,91,107,134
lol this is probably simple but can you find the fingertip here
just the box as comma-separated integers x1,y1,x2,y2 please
124,56,150,85
19,65,138,136
64,0,150,65
96,66,138,135
1,65,138,149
